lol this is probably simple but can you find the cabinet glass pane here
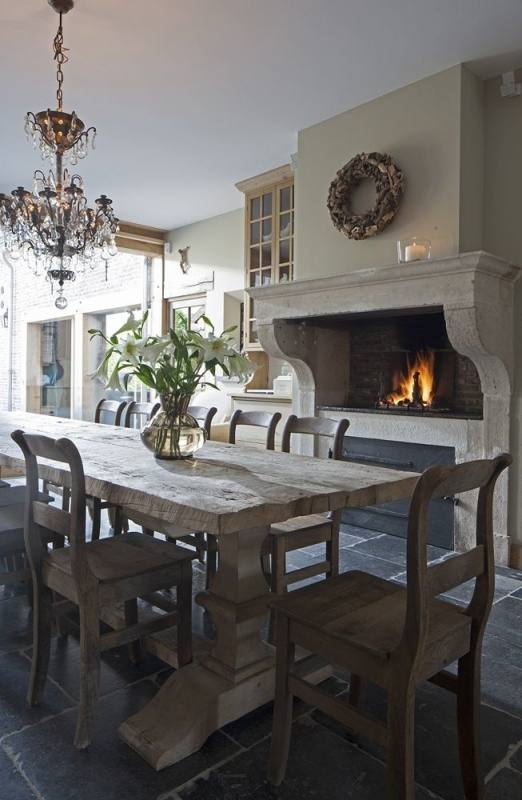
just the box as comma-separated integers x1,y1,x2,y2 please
250,271,261,287
280,186,292,212
261,269,272,286
279,238,290,264
250,196,261,220
261,243,271,268
249,321,258,343
262,192,272,217
279,265,290,283
250,221,260,245
250,246,260,269
279,212,292,238
262,218,271,242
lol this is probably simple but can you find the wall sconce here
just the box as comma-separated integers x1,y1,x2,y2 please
1,308,8,329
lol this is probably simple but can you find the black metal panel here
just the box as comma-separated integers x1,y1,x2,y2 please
342,436,455,549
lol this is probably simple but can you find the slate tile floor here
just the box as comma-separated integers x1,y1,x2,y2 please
0,524,521,800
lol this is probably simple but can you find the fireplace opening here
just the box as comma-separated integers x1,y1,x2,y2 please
293,308,483,419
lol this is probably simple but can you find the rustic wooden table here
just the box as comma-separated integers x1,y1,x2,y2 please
0,411,419,770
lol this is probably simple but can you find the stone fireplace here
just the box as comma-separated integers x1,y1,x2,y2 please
249,251,521,563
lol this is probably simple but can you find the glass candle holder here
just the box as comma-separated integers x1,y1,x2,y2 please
397,237,432,263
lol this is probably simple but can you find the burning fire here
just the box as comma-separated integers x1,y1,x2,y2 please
384,349,436,407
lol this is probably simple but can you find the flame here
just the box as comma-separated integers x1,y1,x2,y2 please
385,349,435,406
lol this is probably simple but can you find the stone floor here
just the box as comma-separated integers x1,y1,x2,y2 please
0,522,521,799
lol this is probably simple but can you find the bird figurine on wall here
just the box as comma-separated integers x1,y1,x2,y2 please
178,246,191,274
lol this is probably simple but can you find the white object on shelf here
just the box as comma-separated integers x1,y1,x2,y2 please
273,374,293,397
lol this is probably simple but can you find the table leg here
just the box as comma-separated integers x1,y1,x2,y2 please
119,526,275,770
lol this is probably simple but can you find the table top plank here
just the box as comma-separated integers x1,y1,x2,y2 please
0,412,419,535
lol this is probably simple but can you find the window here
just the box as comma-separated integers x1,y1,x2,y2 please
83,307,144,421
168,295,207,334
26,319,73,418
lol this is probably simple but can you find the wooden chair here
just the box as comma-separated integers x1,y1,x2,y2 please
188,404,218,439
264,415,349,599
229,409,282,451
267,453,511,799
123,400,161,429
88,399,128,539
12,428,195,750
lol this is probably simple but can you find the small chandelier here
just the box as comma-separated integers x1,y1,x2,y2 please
0,0,119,309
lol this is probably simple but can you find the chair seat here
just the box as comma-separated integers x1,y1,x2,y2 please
43,531,194,584
270,570,471,676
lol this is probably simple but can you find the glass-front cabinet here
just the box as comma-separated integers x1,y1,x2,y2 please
237,165,294,350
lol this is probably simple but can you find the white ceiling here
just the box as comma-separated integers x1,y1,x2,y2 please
1,0,522,230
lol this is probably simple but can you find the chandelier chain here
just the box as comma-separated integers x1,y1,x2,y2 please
53,13,68,110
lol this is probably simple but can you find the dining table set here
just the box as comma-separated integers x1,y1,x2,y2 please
0,408,509,800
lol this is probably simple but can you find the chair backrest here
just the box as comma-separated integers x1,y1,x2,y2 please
11,429,90,588
229,409,282,451
123,400,161,429
188,405,218,439
94,398,126,426
281,415,350,460
401,453,511,662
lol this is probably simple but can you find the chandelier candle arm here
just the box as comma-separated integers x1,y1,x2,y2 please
0,0,118,309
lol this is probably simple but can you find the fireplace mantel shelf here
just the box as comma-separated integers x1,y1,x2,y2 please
248,251,520,307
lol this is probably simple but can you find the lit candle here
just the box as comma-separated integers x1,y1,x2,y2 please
404,241,429,262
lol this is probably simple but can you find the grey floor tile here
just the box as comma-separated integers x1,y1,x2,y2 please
223,676,347,749
0,595,33,656
180,717,438,800
481,655,522,718
0,747,37,800
338,548,401,579
0,651,74,735
340,523,386,541
443,573,522,606
486,768,522,798
4,680,240,800
351,534,448,566
23,634,166,702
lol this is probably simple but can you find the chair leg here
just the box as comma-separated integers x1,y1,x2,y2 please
348,674,366,708
206,534,218,590
387,681,416,800
268,536,286,644
125,599,143,664
74,595,101,750
194,532,206,564
326,522,339,579
62,486,71,512
457,648,484,799
91,497,101,541
268,613,295,786
27,584,53,706
176,561,193,667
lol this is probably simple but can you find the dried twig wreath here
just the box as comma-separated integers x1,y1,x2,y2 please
327,152,404,240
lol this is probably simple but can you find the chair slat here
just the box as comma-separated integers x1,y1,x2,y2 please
32,501,71,538
427,546,485,597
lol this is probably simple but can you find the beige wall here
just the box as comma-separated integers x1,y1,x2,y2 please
483,68,522,549
296,66,466,279
166,207,245,336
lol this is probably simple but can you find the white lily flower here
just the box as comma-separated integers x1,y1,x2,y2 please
140,338,169,366
106,361,124,391
119,336,146,366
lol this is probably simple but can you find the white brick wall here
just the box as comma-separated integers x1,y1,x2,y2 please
0,251,145,416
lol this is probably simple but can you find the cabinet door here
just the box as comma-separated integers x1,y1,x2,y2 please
276,182,294,284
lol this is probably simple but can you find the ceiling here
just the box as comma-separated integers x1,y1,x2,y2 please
1,0,522,231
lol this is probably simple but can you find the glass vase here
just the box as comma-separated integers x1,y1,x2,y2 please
141,393,206,460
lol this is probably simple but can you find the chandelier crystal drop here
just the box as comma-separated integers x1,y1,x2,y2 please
0,0,118,309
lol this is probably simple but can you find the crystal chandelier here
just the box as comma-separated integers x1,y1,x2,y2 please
0,0,118,309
